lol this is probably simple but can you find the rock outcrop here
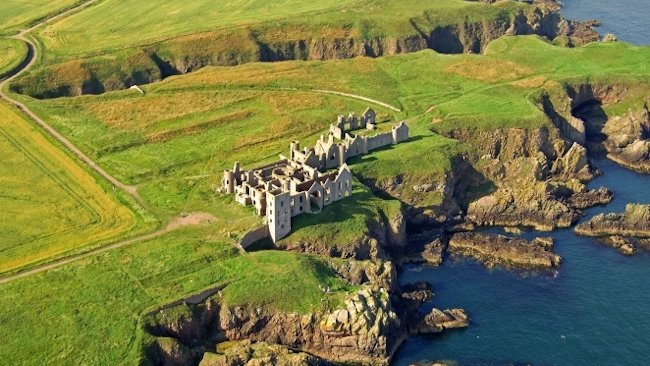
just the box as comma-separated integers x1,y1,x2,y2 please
145,287,405,366
575,204,650,255
199,340,333,366
448,232,561,269
466,181,581,231
602,106,650,173
551,142,596,181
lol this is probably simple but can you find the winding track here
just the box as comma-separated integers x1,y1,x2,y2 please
0,1,216,285
0,0,143,203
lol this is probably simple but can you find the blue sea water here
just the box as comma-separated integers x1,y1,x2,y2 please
392,3,650,364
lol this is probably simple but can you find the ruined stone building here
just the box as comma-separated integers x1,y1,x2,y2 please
223,108,409,242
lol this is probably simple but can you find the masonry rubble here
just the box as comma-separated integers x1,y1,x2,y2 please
222,108,409,242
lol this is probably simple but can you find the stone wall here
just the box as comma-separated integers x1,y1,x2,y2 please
367,132,394,151
239,225,270,249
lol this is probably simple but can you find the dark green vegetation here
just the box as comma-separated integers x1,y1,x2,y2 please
1,0,649,364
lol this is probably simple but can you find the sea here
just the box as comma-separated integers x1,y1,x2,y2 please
392,2,650,365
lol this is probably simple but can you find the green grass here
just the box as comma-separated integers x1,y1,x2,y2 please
0,226,352,365
0,38,28,76
0,0,83,35
11,36,650,217
0,101,148,274
37,0,525,60
280,180,401,247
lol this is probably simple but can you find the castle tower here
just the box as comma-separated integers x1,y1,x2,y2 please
267,190,292,242
338,144,347,167
223,170,235,193
290,141,300,160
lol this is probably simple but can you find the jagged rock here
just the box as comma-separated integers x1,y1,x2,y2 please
401,282,434,312
414,308,469,334
466,182,580,231
327,260,397,292
603,33,618,42
551,142,595,181
566,186,613,209
575,204,650,255
602,106,650,173
144,286,406,366
200,340,333,366
576,204,650,238
421,239,445,266
448,232,561,269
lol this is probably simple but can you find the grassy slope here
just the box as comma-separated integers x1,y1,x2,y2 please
0,0,82,35
38,0,524,60
0,101,148,274
280,180,402,247
0,38,28,76
17,37,650,215
0,226,352,365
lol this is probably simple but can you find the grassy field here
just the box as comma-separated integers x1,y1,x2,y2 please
37,0,525,60
0,38,28,76
0,225,354,365
0,0,83,35
0,101,148,274
14,36,650,217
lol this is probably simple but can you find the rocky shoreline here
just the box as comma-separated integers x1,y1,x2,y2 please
575,204,650,255
448,232,561,270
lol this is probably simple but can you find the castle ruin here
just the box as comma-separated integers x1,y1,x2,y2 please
223,108,409,242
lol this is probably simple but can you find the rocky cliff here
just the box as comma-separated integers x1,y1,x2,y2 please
438,125,610,231
13,3,599,99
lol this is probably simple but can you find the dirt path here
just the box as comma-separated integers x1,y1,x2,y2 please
0,213,216,285
0,0,144,204
313,89,402,112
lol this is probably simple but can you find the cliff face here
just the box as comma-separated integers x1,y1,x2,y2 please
13,5,598,99
437,125,610,231
144,286,406,366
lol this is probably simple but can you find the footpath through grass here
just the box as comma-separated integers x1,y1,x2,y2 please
0,101,148,274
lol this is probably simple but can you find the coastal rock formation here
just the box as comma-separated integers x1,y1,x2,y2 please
448,232,561,269
414,308,470,335
145,287,405,366
466,181,580,231
575,204,650,254
602,106,650,173
550,142,596,181
199,340,333,366
576,204,650,238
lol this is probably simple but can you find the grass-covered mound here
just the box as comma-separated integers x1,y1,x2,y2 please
0,225,354,365
274,181,403,258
